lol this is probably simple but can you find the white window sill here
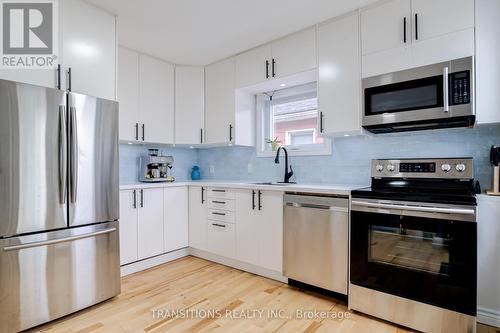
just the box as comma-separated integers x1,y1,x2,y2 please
256,144,332,158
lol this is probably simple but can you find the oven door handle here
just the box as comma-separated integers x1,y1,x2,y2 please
351,200,475,215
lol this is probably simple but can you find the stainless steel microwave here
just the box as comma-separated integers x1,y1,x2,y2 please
362,57,474,133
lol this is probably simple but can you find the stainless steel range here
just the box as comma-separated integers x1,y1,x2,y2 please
350,158,478,333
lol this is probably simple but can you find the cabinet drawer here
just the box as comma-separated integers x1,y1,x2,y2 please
207,198,235,211
207,209,235,223
207,221,236,258
207,187,235,199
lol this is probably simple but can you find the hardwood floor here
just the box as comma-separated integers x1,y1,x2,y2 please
29,256,489,333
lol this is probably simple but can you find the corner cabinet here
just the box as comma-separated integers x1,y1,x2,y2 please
117,47,175,144
235,27,317,88
317,12,362,136
175,66,205,145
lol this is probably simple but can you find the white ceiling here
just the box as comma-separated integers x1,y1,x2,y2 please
87,0,378,65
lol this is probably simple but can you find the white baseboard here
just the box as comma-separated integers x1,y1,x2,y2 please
189,248,288,283
478,307,500,329
120,248,189,277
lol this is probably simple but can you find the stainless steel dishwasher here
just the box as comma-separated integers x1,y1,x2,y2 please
283,193,349,295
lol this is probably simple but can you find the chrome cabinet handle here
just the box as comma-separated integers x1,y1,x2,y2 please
443,66,449,113
69,105,78,203
212,223,226,228
59,105,67,204
3,228,117,251
351,200,475,215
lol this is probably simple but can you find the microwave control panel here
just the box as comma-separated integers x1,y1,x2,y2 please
450,70,470,105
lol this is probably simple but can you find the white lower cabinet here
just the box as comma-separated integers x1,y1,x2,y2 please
137,188,164,259
207,221,236,259
119,190,138,265
119,186,189,266
235,189,283,272
188,186,208,251
164,187,189,252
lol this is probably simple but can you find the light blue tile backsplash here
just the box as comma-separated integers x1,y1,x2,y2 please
119,144,198,184
121,125,500,190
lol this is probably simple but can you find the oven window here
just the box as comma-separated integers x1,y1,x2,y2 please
369,225,450,275
365,75,444,115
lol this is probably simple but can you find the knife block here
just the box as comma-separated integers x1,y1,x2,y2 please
486,166,500,196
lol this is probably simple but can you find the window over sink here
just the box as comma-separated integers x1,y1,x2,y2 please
256,82,331,157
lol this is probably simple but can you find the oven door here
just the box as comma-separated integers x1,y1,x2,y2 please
350,198,477,316
362,57,473,128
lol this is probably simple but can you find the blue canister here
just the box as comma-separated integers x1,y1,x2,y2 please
191,166,201,180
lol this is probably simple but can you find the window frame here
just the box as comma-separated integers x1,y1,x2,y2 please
256,83,332,158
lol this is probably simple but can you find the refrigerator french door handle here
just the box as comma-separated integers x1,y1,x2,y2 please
69,105,78,203
59,105,67,204
2,228,117,251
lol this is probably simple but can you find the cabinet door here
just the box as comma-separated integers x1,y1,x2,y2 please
164,187,189,252
61,0,116,100
119,190,138,265
235,44,272,88
175,66,205,145
207,221,236,259
139,55,174,144
118,47,140,142
235,190,259,266
0,69,57,89
271,27,317,79
205,57,236,144
411,0,474,43
137,188,164,259
318,12,361,135
188,186,207,250
361,0,412,77
257,191,283,272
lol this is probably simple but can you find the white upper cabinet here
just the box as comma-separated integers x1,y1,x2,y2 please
271,27,317,79
361,0,475,77
475,0,500,124
118,47,140,142
164,187,189,252
139,55,175,144
235,45,272,88
411,0,474,42
175,66,205,145
318,12,362,136
234,27,317,88
61,0,116,100
361,0,411,77
205,57,236,144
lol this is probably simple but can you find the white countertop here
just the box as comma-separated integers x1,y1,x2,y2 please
120,180,367,196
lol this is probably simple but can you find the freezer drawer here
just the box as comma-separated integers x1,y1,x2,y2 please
0,221,120,333
283,194,349,294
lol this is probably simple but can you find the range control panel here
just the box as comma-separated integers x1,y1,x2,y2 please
372,158,473,180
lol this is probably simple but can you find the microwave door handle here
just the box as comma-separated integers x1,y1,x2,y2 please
443,66,449,113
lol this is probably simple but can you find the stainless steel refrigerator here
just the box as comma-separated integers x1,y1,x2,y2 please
0,79,120,333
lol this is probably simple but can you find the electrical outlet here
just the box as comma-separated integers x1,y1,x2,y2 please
209,165,215,174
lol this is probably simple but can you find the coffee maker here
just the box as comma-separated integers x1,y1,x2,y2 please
486,146,500,196
139,149,174,182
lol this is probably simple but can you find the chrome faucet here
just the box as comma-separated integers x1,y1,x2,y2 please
274,147,294,183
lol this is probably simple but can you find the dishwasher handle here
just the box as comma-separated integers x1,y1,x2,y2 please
285,202,348,212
